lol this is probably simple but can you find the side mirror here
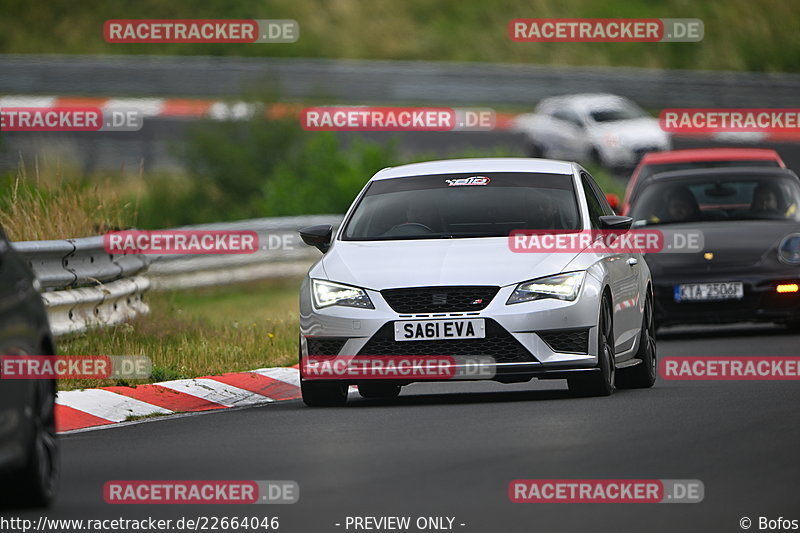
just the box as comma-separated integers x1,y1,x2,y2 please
605,193,620,213
299,225,333,253
598,215,633,231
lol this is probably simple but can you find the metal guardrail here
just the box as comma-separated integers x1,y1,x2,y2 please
1,55,800,108
13,236,149,290
3,55,799,174
12,215,343,336
147,215,342,290
12,237,150,336
40,277,150,336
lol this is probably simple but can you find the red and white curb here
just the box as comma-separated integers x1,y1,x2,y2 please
0,95,301,122
0,95,518,131
4,95,800,141
55,366,303,433
3,94,798,141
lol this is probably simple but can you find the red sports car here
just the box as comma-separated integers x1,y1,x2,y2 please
618,148,785,215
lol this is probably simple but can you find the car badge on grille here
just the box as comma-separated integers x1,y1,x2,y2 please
471,298,484,305
432,293,448,305
703,252,714,261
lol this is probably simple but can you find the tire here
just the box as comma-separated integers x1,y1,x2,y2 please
6,379,60,508
617,290,657,389
301,380,348,407
358,383,401,399
568,295,615,397
527,142,544,158
589,147,603,165
299,335,349,407
784,320,800,333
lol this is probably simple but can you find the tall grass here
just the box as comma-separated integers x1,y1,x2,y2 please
0,135,625,240
0,166,138,241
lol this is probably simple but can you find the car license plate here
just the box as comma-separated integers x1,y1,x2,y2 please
394,319,485,341
674,282,744,302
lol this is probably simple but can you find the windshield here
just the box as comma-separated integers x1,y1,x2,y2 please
588,102,647,122
638,159,780,181
630,174,800,226
342,172,581,240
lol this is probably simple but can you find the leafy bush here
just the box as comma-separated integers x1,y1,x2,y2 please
261,133,396,216
135,116,397,226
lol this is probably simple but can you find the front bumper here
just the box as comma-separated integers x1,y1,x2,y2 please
300,281,603,384
601,141,671,168
654,275,800,326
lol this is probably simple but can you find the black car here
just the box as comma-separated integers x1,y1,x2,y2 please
0,226,59,507
628,167,800,328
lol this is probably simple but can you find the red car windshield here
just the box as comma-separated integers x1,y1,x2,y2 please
638,159,780,181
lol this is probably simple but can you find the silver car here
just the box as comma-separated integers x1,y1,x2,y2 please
298,158,656,406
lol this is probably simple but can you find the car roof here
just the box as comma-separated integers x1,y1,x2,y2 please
648,166,798,182
541,93,625,104
640,148,783,165
371,158,576,180
538,93,636,111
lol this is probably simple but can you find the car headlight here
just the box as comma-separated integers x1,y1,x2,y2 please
312,279,374,309
778,233,800,266
506,271,586,304
603,133,619,148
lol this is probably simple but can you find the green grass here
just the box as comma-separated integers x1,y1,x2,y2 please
0,0,797,72
57,278,302,391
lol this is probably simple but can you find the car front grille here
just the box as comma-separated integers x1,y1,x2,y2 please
539,328,590,354
306,337,348,356
381,286,499,313
357,319,535,363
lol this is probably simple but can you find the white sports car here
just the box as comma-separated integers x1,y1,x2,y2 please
298,158,655,406
515,93,671,168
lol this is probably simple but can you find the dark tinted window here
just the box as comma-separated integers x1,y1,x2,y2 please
588,103,646,123
630,175,800,225
580,173,609,229
638,159,780,181
343,172,580,240
552,110,583,127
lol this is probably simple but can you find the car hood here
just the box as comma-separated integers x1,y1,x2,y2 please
644,220,800,275
321,238,580,290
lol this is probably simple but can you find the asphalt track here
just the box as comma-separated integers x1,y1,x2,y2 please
6,122,800,532
9,323,800,533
